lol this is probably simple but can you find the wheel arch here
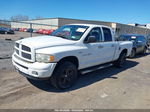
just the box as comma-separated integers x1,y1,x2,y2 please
132,47,136,52
57,56,79,68
121,49,128,55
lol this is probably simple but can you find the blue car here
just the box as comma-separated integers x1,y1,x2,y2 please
0,27,6,34
146,34,150,47
0,27,14,34
118,34,148,58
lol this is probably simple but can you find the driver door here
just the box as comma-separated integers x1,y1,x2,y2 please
80,27,105,68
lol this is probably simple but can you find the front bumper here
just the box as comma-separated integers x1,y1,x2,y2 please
12,53,57,80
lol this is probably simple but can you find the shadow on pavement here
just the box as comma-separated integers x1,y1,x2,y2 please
27,60,139,93
133,52,150,59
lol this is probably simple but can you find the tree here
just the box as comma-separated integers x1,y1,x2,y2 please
35,16,44,19
10,15,29,21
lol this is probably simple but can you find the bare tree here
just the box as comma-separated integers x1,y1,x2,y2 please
10,15,29,21
35,16,44,19
0,19,10,26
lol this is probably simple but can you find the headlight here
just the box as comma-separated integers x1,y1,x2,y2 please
36,54,54,63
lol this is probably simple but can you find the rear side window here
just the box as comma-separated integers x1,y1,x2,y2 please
102,27,112,42
137,36,146,42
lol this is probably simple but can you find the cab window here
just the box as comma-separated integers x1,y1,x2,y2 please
102,27,112,42
137,36,146,42
85,27,102,43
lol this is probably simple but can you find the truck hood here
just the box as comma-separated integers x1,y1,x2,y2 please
17,36,77,49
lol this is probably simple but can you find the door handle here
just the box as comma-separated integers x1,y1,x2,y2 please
111,44,115,47
98,45,104,49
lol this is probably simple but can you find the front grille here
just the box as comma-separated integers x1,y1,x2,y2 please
15,49,19,55
22,45,31,52
14,43,33,61
21,52,31,59
15,43,19,48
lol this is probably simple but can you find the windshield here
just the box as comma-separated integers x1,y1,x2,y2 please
51,25,89,41
119,35,136,41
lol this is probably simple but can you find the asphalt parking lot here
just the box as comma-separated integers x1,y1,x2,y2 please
0,32,150,109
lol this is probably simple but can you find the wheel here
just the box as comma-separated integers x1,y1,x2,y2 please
114,51,127,68
142,47,147,54
129,49,136,58
50,61,78,89
1,32,5,34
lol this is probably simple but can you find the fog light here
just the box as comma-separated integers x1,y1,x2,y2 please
32,71,38,75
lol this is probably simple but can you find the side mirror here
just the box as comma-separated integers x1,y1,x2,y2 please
85,36,97,43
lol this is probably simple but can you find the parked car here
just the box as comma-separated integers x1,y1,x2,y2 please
13,28,20,31
36,29,40,33
118,34,148,58
146,34,150,47
19,28,27,32
43,29,55,35
19,28,23,32
0,27,14,34
33,29,38,33
24,29,27,32
37,29,45,34
15,28,20,31
12,24,132,89
26,28,34,33
0,27,6,34
41,29,47,34
6,28,14,34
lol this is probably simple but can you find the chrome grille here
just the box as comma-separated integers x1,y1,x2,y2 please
14,42,33,61
21,52,31,59
15,49,19,55
15,43,19,48
22,45,31,52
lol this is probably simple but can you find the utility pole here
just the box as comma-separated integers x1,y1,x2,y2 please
30,23,32,37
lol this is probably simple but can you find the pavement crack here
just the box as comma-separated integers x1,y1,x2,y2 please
0,85,31,97
0,56,12,60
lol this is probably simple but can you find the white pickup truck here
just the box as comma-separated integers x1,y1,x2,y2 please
12,24,133,89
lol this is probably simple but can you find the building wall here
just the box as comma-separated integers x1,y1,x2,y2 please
0,23,10,28
11,18,150,37
58,18,150,37
114,23,150,37
58,18,112,27
11,18,59,29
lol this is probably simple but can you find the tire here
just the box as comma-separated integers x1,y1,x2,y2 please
114,51,127,68
129,49,136,58
50,61,78,89
142,47,147,54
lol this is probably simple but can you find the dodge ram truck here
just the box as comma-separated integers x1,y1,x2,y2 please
12,24,133,89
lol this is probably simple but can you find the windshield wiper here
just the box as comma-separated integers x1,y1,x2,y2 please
55,35,71,40
59,36,68,39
